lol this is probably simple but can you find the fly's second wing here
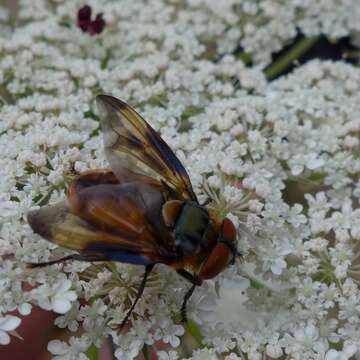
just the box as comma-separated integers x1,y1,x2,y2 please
96,95,197,201
27,182,179,265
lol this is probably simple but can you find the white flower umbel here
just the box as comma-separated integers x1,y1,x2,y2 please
31,279,77,314
48,336,91,360
1,0,360,359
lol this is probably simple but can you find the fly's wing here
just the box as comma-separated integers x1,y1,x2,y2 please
96,95,197,201
27,182,179,265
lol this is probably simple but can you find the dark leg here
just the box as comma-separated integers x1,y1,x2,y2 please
27,253,105,268
120,264,154,330
176,269,202,323
181,284,196,323
177,269,202,286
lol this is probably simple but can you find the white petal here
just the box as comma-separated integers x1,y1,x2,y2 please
63,291,77,302
291,164,303,176
266,344,283,358
55,279,72,293
0,315,21,331
325,349,341,360
271,258,286,275
47,340,68,355
170,336,180,348
343,343,357,357
19,303,32,316
52,299,71,314
306,154,325,170
0,330,10,346
223,276,250,290
38,299,52,311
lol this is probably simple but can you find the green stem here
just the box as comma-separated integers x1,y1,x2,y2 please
238,52,252,65
249,276,265,289
184,319,204,348
0,85,14,105
142,344,150,360
101,49,111,69
86,344,98,360
264,35,320,80
344,50,360,59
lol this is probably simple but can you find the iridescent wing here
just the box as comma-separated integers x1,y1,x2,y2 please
27,171,179,265
96,95,197,201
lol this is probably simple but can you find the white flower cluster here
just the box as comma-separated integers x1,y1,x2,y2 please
1,0,360,359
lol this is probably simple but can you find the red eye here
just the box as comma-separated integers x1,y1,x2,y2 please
222,217,236,243
198,218,237,280
198,242,231,280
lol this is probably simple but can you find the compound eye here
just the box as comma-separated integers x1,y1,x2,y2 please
222,217,236,242
198,243,231,280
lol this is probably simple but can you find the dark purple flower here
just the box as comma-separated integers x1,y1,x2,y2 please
87,13,106,35
77,5,92,32
77,5,105,35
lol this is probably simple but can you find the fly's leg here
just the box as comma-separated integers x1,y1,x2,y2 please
177,269,203,322
27,253,105,268
120,264,154,330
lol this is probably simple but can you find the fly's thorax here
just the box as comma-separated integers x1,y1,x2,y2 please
172,201,212,254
